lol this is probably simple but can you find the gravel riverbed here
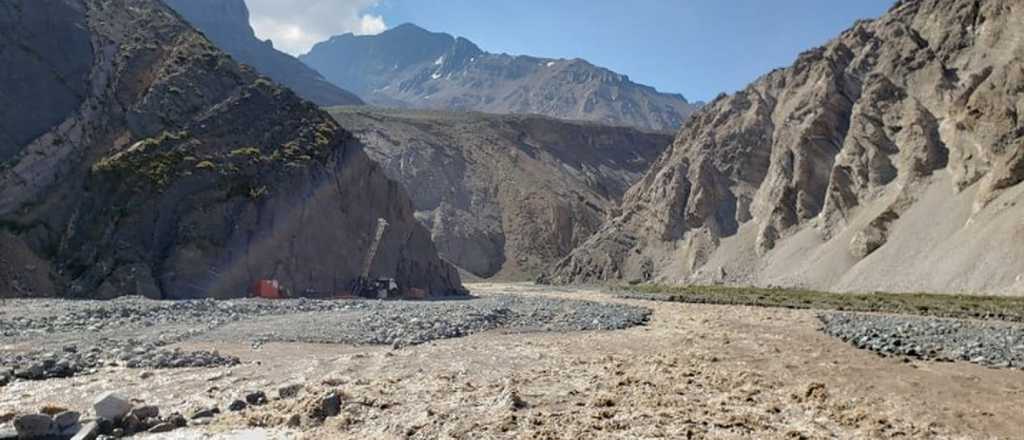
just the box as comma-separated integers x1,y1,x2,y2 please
0,295,650,385
208,296,651,348
3,284,1023,439
819,312,1024,369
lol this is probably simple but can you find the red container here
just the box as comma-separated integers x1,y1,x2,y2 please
252,280,284,299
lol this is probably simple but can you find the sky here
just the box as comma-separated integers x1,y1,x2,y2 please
247,1,894,102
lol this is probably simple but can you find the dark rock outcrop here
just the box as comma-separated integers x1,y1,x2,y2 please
0,0,462,299
0,0,93,162
303,24,700,131
163,0,364,107
329,107,672,280
543,0,1024,295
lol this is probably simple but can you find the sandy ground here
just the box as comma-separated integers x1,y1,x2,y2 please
2,283,1023,439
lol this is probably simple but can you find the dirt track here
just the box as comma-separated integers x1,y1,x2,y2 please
3,283,1023,439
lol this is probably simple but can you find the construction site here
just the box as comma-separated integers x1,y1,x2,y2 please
248,219,419,301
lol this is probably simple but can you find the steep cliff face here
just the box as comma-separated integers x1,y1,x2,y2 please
329,107,672,280
0,0,93,162
543,0,1024,295
303,24,700,131
0,0,462,299
163,0,364,107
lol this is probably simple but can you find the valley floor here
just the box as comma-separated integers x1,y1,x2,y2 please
2,283,1023,439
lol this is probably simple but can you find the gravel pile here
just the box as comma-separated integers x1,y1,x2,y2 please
819,313,1024,369
0,298,368,385
207,296,652,348
0,340,240,383
0,297,368,338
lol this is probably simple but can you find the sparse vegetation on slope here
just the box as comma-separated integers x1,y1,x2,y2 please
163,0,364,106
617,284,1024,322
0,0,462,299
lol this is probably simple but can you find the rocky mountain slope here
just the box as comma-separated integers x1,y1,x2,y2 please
329,107,673,279
543,0,1024,295
163,0,364,106
304,24,700,131
0,0,462,299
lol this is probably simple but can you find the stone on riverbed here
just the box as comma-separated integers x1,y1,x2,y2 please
93,392,132,421
53,411,80,430
70,421,99,440
13,414,55,438
321,393,341,418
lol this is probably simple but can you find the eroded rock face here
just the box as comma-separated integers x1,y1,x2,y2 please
0,0,93,162
329,108,672,280
543,0,1024,295
163,0,364,107
0,0,462,299
302,24,701,132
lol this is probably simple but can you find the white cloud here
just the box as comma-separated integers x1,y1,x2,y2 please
246,0,387,56
358,14,388,35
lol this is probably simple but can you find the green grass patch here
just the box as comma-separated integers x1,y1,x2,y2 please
616,284,1024,322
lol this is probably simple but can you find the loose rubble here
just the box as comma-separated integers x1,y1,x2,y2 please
9,392,175,439
0,297,361,385
0,342,239,384
1,295,647,386
227,296,652,348
2,283,1023,439
819,313,1024,369
6,386,303,439
0,294,652,437
0,297,366,340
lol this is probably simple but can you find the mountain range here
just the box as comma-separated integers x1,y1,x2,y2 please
542,0,1024,295
329,107,673,280
0,0,460,299
1,0,1021,298
303,23,701,131
163,0,364,107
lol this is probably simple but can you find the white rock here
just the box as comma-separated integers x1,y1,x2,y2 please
93,391,133,421
71,421,99,440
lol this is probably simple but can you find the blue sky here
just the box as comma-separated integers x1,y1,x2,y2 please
249,1,894,102
370,1,893,102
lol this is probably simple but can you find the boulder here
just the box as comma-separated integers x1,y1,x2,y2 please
321,393,341,418
167,413,187,428
53,411,80,430
120,415,141,435
94,418,113,436
13,414,55,439
60,423,82,438
244,391,267,406
278,384,304,399
92,392,132,422
189,408,218,420
227,400,247,412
